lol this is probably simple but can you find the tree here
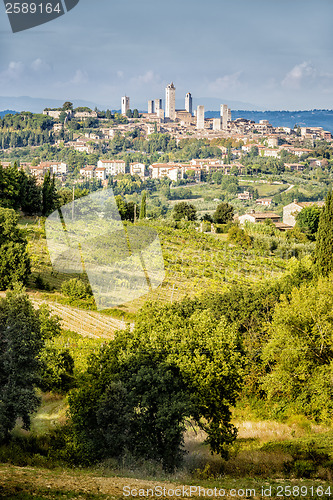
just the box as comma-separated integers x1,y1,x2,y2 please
67,303,244,470
262,276,333,422
20,174,42,215
63,102,73,111
133,109,139,118
315,191,332,275
0,208,30,290
42,171,57,216
227,225,251,248
139,190,147,219
59,111,67,124
214,202,234,224
172,202,197,221
296,205,321,240
0,287,59,442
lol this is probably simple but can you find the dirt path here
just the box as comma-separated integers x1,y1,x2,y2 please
0,464,189,499
0,464,264,499
0,292,132,339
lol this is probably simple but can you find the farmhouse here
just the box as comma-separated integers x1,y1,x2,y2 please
283,199,324,226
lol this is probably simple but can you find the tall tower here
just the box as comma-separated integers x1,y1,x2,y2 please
148,100,154,114
154,98,162,112
220,104,230,130
121,96,130,115
196,105,205,129
165,83,176,120
185,92,192,115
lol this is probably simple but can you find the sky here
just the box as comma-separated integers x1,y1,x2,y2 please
0,0,333,111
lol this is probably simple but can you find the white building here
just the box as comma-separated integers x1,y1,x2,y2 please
148,100,154,114
220,104,231,130
94,167,106,181
121,96,130,116
185,92,192,115
154,98,162,112
213,118,222,131
149,163,183,182
196,105,205,129
165,83,176,120
80,166,95,179
130,162,146,178
97,159,126,176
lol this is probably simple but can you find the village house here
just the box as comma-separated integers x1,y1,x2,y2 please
256,198,272,207
283,199,325,227
239,210,281,225
130,162,146,178
238,191,253,201
80,165,95,179
149,163,183,182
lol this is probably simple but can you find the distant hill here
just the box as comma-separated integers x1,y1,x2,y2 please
0,109,18,117
0,96,105,114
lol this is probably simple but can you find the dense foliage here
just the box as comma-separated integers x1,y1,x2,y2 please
0,208,30,290
0,288,60,442
315,190,333,275
67,303,244,470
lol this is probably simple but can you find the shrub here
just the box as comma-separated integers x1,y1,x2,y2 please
61,278,92,300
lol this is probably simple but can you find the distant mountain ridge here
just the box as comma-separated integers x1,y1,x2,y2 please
0,110,19,117
0,95,260,114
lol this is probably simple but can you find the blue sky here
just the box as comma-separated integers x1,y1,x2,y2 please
0,0,333,110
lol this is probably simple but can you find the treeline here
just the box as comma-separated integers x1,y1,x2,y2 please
0,163,57,216
0,112,55,149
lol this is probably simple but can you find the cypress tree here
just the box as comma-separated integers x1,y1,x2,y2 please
315,190,333,276
139,190,147,219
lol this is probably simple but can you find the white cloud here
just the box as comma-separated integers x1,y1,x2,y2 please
31,58,51,72
0,61,24,81
70,70,88,85
130,70,161,86
282,62,316,89
116,70,124,78
208,72,242,92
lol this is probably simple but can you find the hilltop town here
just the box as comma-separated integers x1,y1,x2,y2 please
0,82,331,231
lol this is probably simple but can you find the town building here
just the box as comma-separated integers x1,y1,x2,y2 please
165,83,176,120
148,100,154,114
121,96,130,116
196,105,205,130
185,92,192,115
130,162,146,178
97,159,126,176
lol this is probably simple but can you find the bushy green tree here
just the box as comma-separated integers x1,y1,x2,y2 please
262,276,333,422
227,226,251,248
0,288,60,442
214,202,234,224
61,278,92,300
172,201,197,221
39,347,75,394
0,208,30,290
296,206,321,240
67,304,244,470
